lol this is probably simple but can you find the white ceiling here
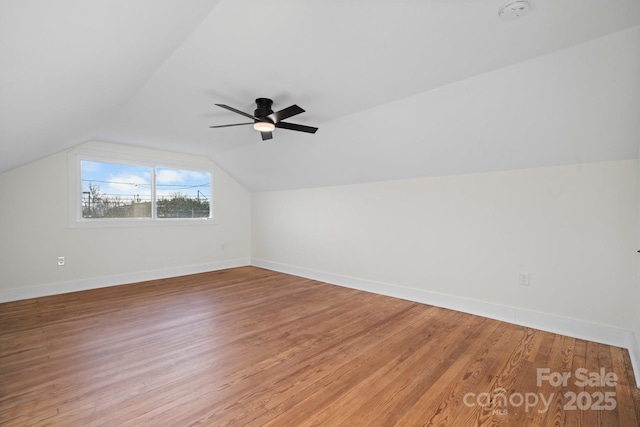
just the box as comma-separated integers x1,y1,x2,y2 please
2,0,639,191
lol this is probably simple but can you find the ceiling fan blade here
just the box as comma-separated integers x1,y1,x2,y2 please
275,121,319,134
215,104,259,120
268,104,305,123
209,122,253,128
261,131,273,141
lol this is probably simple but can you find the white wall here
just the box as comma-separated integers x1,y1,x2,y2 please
0,142,251,301
253,160,637,334
635,148,640,381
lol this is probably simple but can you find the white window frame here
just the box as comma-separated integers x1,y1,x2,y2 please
68,148,215,228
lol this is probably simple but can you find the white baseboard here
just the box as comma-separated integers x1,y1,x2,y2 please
251,258,640,388
0,258,251,303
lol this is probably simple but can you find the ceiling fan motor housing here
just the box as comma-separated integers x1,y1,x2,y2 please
254,98,274,121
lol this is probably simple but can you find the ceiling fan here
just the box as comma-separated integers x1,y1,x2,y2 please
210,98,318,141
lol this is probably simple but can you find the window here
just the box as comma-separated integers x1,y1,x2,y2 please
81,161,153,219
69,148,213,226
155,167,211,219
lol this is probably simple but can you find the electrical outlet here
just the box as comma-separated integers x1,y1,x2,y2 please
57,256,65,266
519,272,530,286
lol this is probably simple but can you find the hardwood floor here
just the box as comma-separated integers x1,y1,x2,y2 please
1,266,638,426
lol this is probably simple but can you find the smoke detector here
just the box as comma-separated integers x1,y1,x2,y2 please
498,0,531,21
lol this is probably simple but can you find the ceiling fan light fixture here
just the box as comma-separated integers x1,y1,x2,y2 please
253,121,275,132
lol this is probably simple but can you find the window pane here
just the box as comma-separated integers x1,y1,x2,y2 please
155,167,211,219
81,160,152,218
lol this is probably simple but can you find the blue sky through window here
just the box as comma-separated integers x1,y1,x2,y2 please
81,161,210,202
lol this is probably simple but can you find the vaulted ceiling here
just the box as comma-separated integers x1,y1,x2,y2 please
2,0,639,191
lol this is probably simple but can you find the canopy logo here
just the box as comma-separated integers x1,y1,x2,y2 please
463,368,618,415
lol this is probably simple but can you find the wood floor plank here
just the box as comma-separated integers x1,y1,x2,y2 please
395,320,509,426
420,323,527,426
611,346,639,427
537,335,576,427
1,266,638,426
337,315,496,427
259,307,455,427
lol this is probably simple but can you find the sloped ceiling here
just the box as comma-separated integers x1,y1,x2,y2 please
2,0,639,191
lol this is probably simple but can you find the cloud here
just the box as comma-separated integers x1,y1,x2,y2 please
156,168,208,185
106,174,151,198
155,168,210,199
